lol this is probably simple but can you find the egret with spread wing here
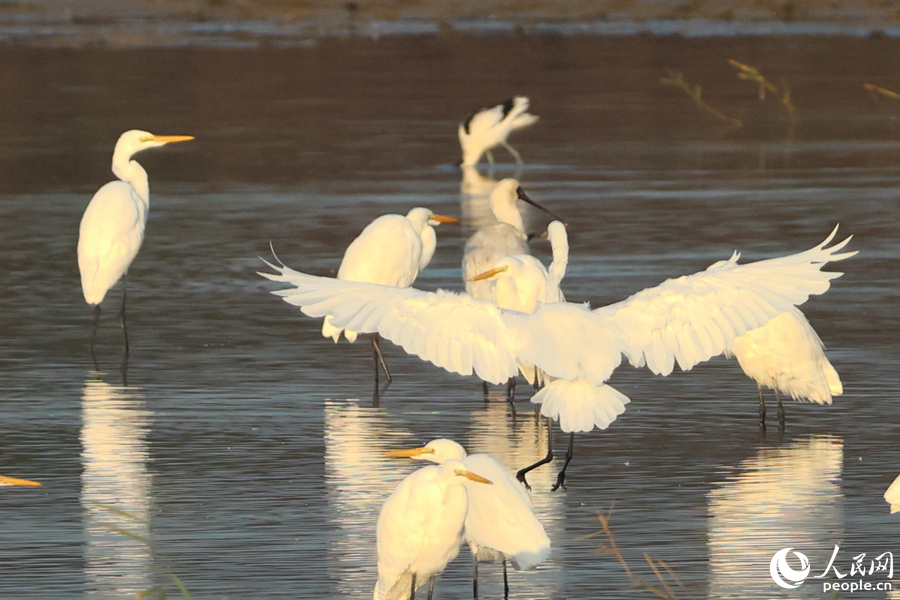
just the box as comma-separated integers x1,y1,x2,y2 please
374,459,492,600
261,227,855,489
319,207,457,383
459,96,538,167
78,129,194,356
386,439,550,598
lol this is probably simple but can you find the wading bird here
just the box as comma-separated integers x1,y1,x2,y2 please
459,97,538,167
885,474,900,514
78,130,194,356
725,306,843,429
319,207,457,383
386,439,550,598
0,475,41,487
261,227,855,489
374,459,492,600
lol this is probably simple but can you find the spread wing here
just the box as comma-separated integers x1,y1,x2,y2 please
593,226,856,376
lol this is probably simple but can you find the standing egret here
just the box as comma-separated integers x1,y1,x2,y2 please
261,226,855,489
386,439,550,599
0,475,41,487
319,207,457,383
78,130,194,356
725,306,843,428
459,97,538,167
374,459,492,600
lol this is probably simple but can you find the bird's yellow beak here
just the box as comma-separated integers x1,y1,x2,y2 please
148,135,195,144
0,475,41,487
384,447,435,458
469,265,508,282
455,469,492,484
429,214,459,224
540,231,549,239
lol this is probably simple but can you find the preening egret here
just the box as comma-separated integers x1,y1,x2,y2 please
725,306,843,428
319,207,457,383
0,475,41,487
459,96,538,167
463,179,564,303
374,459,492,600
386,439,551,598
885,474,900,514
261,226,856,489
77,130,194,356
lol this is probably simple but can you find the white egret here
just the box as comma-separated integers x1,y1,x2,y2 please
885,474,900,514
261,226,855,489
78,130,194,356
386,439,550,598
725,306,843,428
374,459,492,600
459,97,538,167
319,207,458,383
0,475,41,487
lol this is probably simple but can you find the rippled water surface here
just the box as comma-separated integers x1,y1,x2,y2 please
1,34,899,599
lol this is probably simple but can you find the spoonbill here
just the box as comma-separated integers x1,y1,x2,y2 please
319,207,457,383
78,129,194,356
459,97,538,167
386,439,550,598
261,226,855,489
374,459,492,600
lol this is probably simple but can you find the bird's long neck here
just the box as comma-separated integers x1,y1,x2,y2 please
492,201,524,233
112,156,150,206
547,236,569,301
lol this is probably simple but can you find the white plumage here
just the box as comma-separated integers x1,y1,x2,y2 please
463,179,564,302
386,439,550,578
726,306,842,424
885,474,900,514
77,130,194,306
459,96,539,167
374,459,492,600
261,226,855,435
322,207,457,343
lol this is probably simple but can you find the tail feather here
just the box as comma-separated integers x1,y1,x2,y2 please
532,378,630,433
322,315,358,343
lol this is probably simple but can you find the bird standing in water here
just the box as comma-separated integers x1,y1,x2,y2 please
459,97,538,167
78,129,194,357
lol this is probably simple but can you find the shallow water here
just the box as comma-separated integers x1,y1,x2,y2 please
1,34,899,599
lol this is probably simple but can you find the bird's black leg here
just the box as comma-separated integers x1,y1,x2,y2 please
503,560,509,598
427,576,434,600
552,432,575,492
776,390,786,430
409,572,416,600
372,334,392,383
758,385,767,429
507,377,517,419
516,417,553,490
119,278,130,360
90,305,101,370
533,367,543,392
472,556,478,599
482,380,490,401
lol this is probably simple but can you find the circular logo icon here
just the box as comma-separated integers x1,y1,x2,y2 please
770,548,811,589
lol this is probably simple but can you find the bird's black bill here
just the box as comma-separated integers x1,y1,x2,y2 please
516,187,567,225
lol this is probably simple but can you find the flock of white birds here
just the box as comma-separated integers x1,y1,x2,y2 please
1,95,883,600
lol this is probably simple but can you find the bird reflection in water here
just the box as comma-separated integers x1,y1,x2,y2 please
80,376,154,598
323,399,417,598
707,435,843,599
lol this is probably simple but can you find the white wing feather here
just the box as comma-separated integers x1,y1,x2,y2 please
594,226,856,376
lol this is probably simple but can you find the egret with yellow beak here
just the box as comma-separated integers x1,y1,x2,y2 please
78,130,194,356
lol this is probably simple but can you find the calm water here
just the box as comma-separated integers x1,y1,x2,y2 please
1,34,899,599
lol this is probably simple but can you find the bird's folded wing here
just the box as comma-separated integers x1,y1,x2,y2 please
260,261,519,384
593,226,857,376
